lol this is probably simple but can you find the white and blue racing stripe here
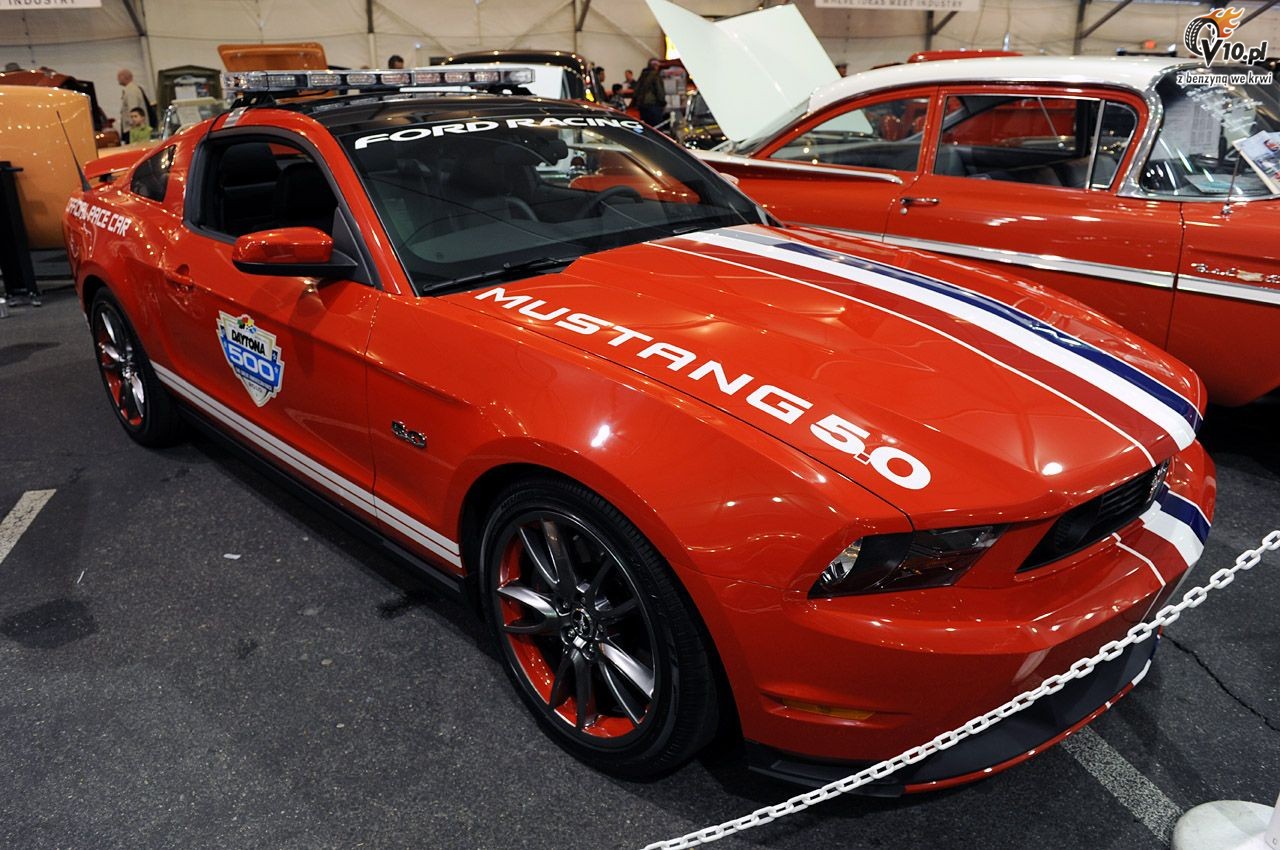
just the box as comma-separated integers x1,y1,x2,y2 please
689,228,1203,450
1138,486,1211,568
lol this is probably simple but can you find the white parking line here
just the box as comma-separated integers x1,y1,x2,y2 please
1061,726,1183,844
0,489,56,566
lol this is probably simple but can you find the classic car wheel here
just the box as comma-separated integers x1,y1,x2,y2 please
90,290,182,447
482,477,718,778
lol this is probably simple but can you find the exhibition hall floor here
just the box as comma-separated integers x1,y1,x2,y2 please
1,286,1276,850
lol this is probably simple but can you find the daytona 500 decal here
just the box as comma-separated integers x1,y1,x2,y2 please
474,287,932,490
217,313,285,407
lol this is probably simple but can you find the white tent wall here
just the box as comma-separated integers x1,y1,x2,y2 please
809,0,1280,70
2,0,1278,117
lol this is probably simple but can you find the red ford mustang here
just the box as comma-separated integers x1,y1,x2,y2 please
63,67,1215,790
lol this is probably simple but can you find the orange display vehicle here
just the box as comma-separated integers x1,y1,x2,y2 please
0,85,97,249
64,68,1214,789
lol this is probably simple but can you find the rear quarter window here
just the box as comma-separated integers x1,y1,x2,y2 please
130,146,176,203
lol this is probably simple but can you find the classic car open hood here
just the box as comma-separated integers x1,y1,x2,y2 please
454,226,1204,523
646,0,836,144
218,42,327,72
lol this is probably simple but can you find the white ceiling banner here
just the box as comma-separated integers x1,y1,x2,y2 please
1,0,103,8
814,0,979,10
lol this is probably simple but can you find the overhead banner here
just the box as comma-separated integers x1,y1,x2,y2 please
815,0,979,10
0,0,102,8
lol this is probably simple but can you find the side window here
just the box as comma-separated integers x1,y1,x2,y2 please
934,94,1137,190
770,96,930,172
198,138,338,238
130,145,175,202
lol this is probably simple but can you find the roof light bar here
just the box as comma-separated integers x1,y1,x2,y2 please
222,65,536,95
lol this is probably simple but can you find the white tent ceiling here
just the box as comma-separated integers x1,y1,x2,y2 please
3,0,1278,120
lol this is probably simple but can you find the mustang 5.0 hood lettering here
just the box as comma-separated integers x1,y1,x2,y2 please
454,226,1204,524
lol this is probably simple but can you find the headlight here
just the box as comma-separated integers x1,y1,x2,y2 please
811,525,1003,597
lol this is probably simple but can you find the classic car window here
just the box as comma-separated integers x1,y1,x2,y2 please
338,113,762,293
129,145,175,203
934,94,1137,190
768,97,930,171
197,139,338,237
1141,70,1280,199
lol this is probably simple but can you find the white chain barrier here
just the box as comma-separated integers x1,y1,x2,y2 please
643,529,1280,850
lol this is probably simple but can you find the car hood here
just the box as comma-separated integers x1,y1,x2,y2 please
452,225,1204,524
645,0,836,144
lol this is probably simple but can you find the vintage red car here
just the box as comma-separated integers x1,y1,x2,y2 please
63,67,1214,790
680,54,1280,407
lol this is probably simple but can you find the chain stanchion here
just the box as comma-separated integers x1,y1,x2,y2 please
643,530,1280,850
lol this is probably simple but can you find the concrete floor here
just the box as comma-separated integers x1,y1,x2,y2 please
1,283,1277,850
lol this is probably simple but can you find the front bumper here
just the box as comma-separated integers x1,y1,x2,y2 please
745,635,1156,792
686,442,1214,788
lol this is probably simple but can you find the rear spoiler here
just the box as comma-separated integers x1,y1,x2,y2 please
85,145,152,184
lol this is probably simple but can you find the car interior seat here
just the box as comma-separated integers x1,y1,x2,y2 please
217,143,280,235
273,161,337,233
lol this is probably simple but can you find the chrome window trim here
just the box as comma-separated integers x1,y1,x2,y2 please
695,148,904,184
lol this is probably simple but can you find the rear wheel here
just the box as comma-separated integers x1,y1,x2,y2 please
90,290,182,446
481,477,718,779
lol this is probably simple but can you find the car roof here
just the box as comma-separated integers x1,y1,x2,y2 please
808,55,1196,113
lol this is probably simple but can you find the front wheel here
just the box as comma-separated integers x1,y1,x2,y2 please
481,477,718,779
90,290,182,446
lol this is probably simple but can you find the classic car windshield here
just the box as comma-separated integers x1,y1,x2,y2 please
1142,68,1280,199
339,112,762,292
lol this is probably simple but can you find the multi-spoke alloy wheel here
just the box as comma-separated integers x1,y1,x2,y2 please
483,478,718,778
90,290,182,446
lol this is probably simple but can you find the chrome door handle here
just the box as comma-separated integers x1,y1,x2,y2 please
900,196,940,208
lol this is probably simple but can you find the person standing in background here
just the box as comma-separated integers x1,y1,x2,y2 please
126,107,151,144
634,58,666,128
117,68,147,132
387,54,405,69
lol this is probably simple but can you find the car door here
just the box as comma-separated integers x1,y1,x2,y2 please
159,131,381,504
732,89,935,236
1173,202,1280,405
883,86,1182,348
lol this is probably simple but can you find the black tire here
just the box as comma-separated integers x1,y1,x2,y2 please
89,289,183,447
480,476,718,779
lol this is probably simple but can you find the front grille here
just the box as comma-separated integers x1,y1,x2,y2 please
1020,463,1167,572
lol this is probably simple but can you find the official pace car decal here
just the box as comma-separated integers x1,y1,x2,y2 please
216,312,285,407
664,228,1202,466
472,287,933,491
66,197,131,236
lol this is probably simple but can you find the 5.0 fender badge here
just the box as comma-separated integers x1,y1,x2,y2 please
216,312,284,407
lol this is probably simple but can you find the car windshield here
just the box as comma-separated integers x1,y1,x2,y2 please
1142,67,1280,199
337,108,763,292
730,101,811,155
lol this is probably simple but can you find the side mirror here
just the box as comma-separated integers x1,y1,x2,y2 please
232,227,357,278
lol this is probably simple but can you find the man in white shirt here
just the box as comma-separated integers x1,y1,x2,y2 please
117,68,147,134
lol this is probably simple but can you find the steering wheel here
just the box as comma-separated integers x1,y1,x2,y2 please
576,185,643,218
506,196,540,221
